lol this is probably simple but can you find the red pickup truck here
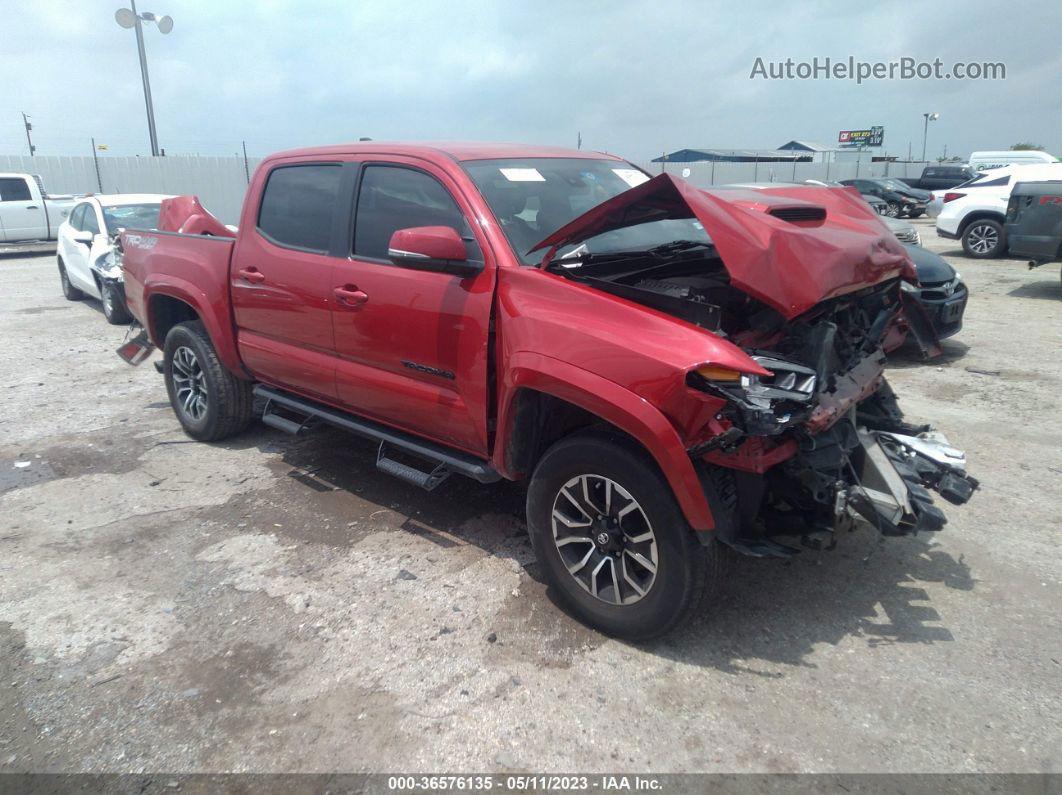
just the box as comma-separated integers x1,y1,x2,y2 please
119,142,977,639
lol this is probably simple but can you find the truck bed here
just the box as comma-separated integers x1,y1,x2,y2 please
121,228,237,357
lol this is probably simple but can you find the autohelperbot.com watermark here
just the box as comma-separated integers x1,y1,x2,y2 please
749,56,1006,83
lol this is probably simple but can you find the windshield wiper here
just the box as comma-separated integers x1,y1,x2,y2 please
548,239,713,268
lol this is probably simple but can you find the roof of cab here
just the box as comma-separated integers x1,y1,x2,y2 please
263,142,624,164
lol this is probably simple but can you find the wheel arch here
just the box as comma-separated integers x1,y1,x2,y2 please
958,210,1006,236
144,280,244,375
496,352,715,531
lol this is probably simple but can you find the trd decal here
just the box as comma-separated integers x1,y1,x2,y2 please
401,360,455,380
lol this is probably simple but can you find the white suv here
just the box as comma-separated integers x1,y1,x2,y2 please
936,163,1062,258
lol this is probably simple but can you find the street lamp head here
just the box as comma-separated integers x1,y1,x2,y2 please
926,112,940,121
114,7,173,33
114,7,136,27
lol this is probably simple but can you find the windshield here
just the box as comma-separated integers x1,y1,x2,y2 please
102,203,162,235
880,179,912,191
462,158,657,264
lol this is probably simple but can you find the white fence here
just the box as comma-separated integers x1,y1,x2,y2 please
0,154,260,225
1,152,934,227
631,158,929,189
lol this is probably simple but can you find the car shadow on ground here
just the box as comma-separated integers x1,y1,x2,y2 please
0,248,55,260
1007,278,1062,300
887,338,970,369
219,422,973,673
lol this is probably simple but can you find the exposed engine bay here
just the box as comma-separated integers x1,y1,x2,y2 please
549,244,979,555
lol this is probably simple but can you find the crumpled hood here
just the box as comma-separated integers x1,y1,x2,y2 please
157,196,235,237
532,174,915,320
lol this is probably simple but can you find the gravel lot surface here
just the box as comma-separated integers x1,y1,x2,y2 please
1,220,1060,774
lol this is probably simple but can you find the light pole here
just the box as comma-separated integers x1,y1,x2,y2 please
115,3,173,157
921,112,939,164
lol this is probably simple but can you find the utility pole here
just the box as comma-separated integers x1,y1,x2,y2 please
115,3,173,157
91,139,104,192
242,140,250,184
21,112,35,156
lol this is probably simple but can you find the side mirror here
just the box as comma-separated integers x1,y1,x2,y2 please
72,230,94,245
387,226,483,277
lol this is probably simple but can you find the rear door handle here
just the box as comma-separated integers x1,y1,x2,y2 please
334,285,369,306
238,267,266,284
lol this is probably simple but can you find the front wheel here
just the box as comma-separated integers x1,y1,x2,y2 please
907,209,925,219
526,431,724,640
885,201,900,218
962,219,1007,258
163,320,253,441
100,281,132,325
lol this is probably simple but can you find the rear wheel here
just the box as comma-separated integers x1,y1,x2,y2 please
163,320,253,441
100,281,132,324
962,219,1006,258
58,259,83,300
526,431,724,640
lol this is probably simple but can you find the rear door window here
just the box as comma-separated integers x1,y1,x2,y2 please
0,177,32,202
257,164,342,252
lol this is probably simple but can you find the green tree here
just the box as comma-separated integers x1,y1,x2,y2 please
1010,142,1045,151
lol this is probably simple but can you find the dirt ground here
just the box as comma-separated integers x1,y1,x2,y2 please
1,220,1060,774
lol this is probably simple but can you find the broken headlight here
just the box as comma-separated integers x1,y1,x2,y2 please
689,355,817,436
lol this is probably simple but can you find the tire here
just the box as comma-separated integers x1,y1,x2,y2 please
885,201,900,218
962,218,1007,258
58,259,83,301
526,430,724,640
907,209,925,219
100,281,132,325
162,320,253,441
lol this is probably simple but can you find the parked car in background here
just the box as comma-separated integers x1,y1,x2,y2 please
116,143,976,638
839,178,927,217
900,243,968,348
968,150,1057,171
905,165,976,191
804,179,887,214
57,194,171,323
1005,179,1062,285
0,173,80,242
883,216,920,245
936,163,1062,258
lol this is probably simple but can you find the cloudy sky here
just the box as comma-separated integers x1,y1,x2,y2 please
4,0,1061,161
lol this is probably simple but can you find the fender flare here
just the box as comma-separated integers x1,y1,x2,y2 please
497,351,714,531
143,276,243,375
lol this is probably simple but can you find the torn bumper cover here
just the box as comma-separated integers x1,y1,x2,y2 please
847,429,979,536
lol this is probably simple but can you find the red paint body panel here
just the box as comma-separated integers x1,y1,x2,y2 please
497,351,714,529
120,231,244,375
121,142,917,534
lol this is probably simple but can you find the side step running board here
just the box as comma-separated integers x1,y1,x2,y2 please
254,385,500,486
376,442,451,491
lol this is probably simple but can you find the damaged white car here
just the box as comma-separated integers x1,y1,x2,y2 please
56,194,172,324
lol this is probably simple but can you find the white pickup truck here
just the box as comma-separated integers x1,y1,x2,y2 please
0,173,81,243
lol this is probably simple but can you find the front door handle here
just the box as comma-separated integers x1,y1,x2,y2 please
334,285,369,306
238,267,266,284
26,205,38,210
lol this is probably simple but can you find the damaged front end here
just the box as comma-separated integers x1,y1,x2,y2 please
687,285,979,555
532,174,978,554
